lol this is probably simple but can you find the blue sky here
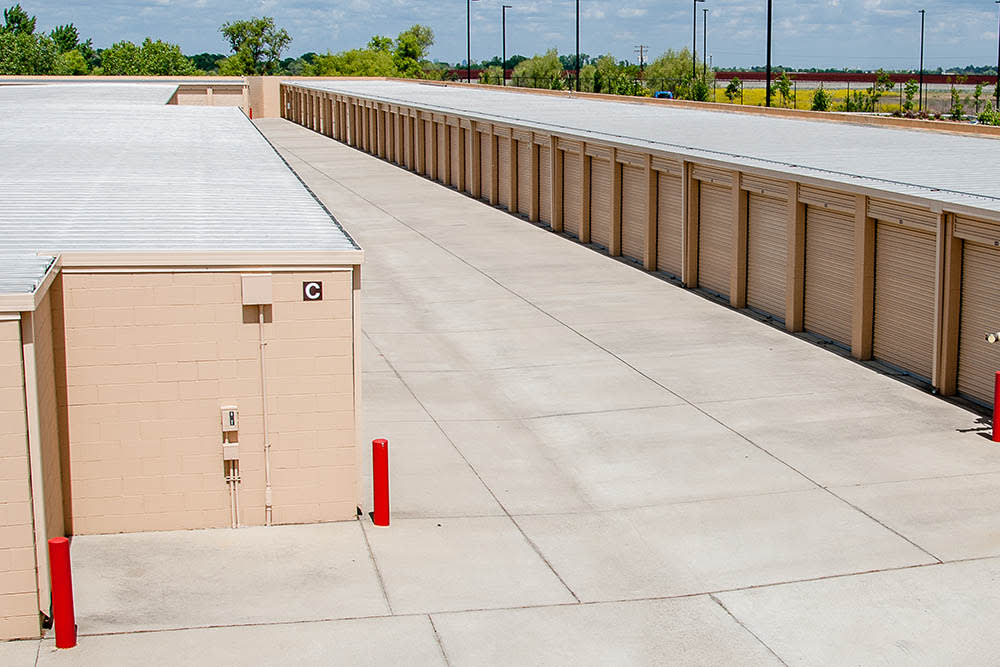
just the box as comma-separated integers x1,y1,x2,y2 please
18,1,1000,69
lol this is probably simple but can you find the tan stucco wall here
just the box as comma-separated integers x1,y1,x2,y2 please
54,269,357,535
0,318,40,640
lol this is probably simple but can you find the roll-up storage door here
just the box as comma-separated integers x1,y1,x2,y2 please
539,146,552,225
437,124,448,183
803,206,854,346
498,137,511,209
424,120,434,176
480,132,491,201
746,193,787,320
465,130,475,194
590,158,613,249
957,242,1000,406
563,151,583,238
450,126,461,187
657,173,683,276
517,141,532,216
697,182,732,298
872,223,936,379
621,164,646,262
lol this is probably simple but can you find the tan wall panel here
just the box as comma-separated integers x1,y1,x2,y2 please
480,132,491,200
957,242,1000,405
804,206,855,346
423,120,434,176
450,126,461,186
56,271,356,535
517,140,532,215
563,151,583,237
657,172,683,276
697,183,733,297
872,224,937,379
436,123,448,183
31,290,64,544
539,146,552,225
0,319,40,640
621,164,646,262
590,158,613,249
498,137,511,208
746,193,788,319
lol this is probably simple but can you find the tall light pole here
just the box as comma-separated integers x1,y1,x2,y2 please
693,0,705,79
467,0,481,83
703,8,708,81
918,9,925,112
502,5,512,86
575,0,580,92
995,0,999,107
765,0,772,107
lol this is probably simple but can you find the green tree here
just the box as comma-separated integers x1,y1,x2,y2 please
305,48,397,76
219,16,291,75
645,48,694,98
2,3,34,35
49,23,78,52
478,64,503,85
724,77,741,103
811,85,832,111
903,79,919,112
368,35,393,52
950,86,965,121
978,102,1000,126
393,24,434,77
774,71,792,107
99,38,196,75
54,48,87,74
973,82,984,114
511,49,564,89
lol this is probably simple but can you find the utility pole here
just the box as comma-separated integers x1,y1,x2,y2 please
467,0,481,83
634,44,648,76
703,8,709,81
766,0,772,107
995,1,999,107
502,5,512,86
576,0,580,92
918,9,925,112
693,0,705,80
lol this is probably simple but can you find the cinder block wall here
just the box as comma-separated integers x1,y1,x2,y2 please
53,269,357,534
0,319,40,640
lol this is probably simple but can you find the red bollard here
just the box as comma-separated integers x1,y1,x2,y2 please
48,537,76,649
249,107,253,120
372,439,390,526
993,372,1000,443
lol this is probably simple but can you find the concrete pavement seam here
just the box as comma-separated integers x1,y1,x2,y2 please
359,518,395,615
709,593,790,666
427,615,453,667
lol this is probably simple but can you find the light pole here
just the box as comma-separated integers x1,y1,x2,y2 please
918,9,925,112
693,0,705,80
576,0,580,92
703,8,708,81
995,0,999,107
502,5,512,86
765,0,772,107
467,0,481,83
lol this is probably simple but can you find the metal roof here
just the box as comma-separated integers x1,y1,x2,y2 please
296,80,1000,217
0,85,357,296
0,254,55,295
0,82,178,106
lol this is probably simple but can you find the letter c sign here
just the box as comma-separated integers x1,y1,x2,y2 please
302,281,323,301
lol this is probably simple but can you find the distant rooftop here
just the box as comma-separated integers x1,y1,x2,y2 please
0,84,357,297
295,80,1000,218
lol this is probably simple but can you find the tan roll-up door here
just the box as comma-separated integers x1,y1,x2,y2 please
563,151,583,237
450,126,461,186
437,124,448,183
480,132,491,200
539,146,552,225
872,223,936,379
424,120,434,176
498,137,511,208
590,158,613,248
803,206,854,346
621,164,646,262
957,242,1000,405
697,182,732,297
657,172,683,276
517,140,531,215
746,193,787,319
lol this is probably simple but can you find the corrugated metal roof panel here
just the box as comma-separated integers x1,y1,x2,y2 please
0,86,357,296
0,254,55,295
0,82,178,106
298,80,1000,216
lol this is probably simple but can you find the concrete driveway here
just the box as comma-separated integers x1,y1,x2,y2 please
5,118,1000,666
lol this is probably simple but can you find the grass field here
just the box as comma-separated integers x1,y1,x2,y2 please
710,85,989,116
